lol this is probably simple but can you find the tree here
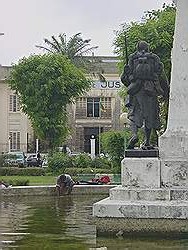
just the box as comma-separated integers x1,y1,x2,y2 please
36,32,98,69
9,53,91,150
36,32,106,81
114,4,176,79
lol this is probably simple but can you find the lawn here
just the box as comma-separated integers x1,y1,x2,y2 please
1,176,57,186
1,174,121,186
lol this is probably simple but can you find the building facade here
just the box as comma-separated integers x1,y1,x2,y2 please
0,56,123,154
0,66,33,153
67,56,123,154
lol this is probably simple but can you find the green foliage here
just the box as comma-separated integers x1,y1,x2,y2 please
1,175,56,185
48,152,73,174
100,130,129,172
48,152,113,175
64,167,113,176
8,178,29,186
0,154,5,167
73,153,92,168
0,167,46,176
36,32,98,69
90,156,112,170
9,53,91,149
114,4,176,79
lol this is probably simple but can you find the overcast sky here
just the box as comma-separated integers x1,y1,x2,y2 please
0,0,172,66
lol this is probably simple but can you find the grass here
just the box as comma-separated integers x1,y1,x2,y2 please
1,176,57,186
1,174,121,186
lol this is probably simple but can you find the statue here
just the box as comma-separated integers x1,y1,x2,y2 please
121,41,169,150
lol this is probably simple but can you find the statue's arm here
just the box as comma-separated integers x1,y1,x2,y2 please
153,54,163,76
154,55,170,100
160,68,170,100
120,55,134,87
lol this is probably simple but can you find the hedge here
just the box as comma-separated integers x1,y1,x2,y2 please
64,167,113,176
9,178,30,186
0,167,46,176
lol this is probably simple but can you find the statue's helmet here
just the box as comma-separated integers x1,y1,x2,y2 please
137,41,149,52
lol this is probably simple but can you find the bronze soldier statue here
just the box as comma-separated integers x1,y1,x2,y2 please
121,41,169,150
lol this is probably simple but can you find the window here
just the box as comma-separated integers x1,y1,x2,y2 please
87,97,100,117
75,97,112,119
75,97,87,118
9,132,21,151
100,97,112,118
9,95,20,112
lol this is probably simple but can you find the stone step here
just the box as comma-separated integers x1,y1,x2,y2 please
93,197,188,219
109,186,188,201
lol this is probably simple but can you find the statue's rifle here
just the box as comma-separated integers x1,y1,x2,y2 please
121,33,130,85
124,33,129,65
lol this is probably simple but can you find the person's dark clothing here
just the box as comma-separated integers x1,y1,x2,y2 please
36,152,41,166
56,174,74,194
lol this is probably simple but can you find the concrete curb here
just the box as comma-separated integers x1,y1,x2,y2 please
0,184,117,197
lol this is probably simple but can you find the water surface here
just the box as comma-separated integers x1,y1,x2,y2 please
0,195,187,250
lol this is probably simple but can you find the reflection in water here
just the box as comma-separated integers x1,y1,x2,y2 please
0,195,188,250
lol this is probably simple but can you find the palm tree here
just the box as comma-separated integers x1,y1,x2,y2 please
36,33,106,82
36,33,98,68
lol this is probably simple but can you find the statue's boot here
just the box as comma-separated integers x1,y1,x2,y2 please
127,135,139,149
141,141,155,150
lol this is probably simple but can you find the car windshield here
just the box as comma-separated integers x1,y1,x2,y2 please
16,154,23,159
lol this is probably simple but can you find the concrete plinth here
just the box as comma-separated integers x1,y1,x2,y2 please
93,198,188,219
93,185,188,234
94,217,188,236
109,186,169,201
121,158,160,188
161,160,188,188
93,156,188,235
0,185,117,197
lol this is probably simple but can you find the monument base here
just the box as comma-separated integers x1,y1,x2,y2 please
121,157,161,188
93,157,188,236
124,149,159,158
93,186,188,235
94,217,188,237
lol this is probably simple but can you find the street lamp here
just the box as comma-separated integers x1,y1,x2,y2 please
90,135,96,159
120,112,130,155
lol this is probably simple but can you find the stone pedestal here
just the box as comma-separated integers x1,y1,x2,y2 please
93,185,188,235
121,158,160,188
93,158,188,235
161,159,188,188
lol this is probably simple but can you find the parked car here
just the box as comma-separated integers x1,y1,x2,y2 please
26,154,43,167
4,152,26,167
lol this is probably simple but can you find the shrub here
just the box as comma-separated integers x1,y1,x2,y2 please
64,167,113,176
100,130,129,169
8,178,30,186
48,152,73,174
73,153,92,168
0,154,5,167
0,167,46,176
47,152,114,175
91,156,112,169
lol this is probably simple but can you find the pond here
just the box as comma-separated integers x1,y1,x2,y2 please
0,195,188,250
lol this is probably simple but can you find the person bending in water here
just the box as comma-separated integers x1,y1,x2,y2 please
56,174,74,196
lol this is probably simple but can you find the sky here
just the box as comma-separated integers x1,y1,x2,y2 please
1,0,172,66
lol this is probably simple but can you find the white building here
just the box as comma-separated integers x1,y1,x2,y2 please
0,56,123,154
